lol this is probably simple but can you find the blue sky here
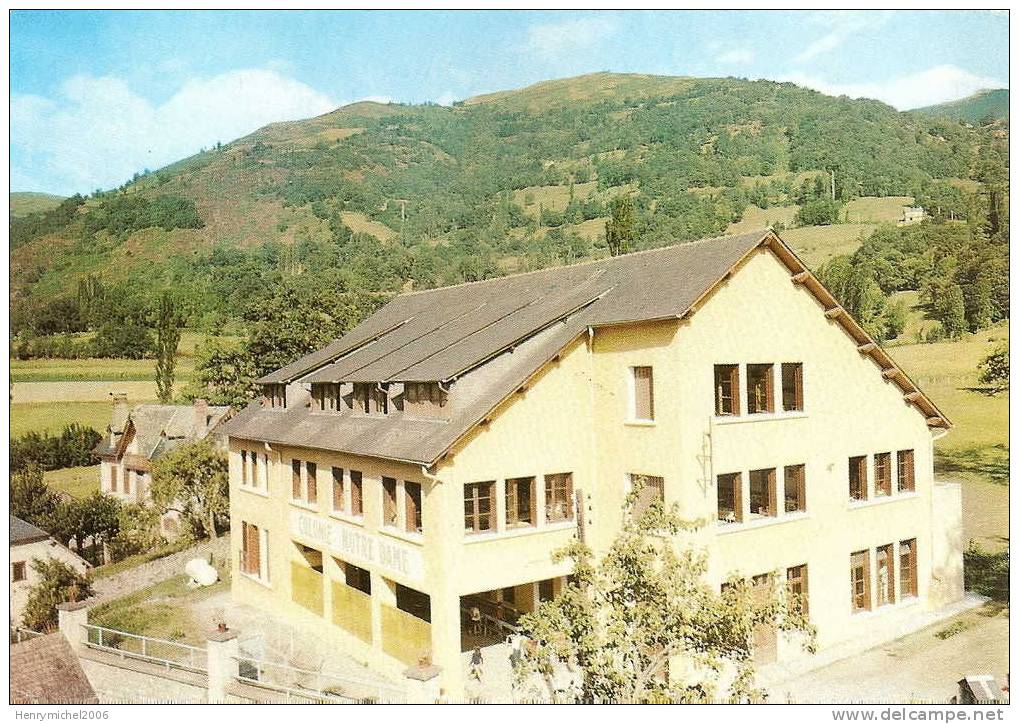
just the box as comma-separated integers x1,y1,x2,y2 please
10,10,1009,195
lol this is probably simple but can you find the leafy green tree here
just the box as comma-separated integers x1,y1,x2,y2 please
605,195,636,257
190,340,259,408
884,298,909,341
940,284,967,338
21,558,93,631
978,344,1008,393
154,292,183,403
10,467,59,528
91,320,154,359
514,489,813,703
794,198,841,227
150,439,229,540
816,256,890,340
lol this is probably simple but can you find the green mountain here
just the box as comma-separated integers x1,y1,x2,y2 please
913,89,1009,124
10,72,1004,333
10,192,65,218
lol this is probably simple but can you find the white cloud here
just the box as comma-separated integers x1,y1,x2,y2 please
717,49,754,65
523,15,618,61
781,65,1007,110
12,68,336,194
794,10,893,63
434,91,460,107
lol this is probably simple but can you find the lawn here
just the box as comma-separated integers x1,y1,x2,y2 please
339,211,396,242
90,573,229,646
10,401,124,436
44,465,100,499
9,357,189,383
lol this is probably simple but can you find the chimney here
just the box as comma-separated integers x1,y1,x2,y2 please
194,398,209,435
110,392,129,431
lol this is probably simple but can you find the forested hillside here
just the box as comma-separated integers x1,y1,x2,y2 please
914,89,1009,124
10,73,1007,345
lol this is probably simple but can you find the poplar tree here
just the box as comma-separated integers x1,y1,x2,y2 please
154,292,183,404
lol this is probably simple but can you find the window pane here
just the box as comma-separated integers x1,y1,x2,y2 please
714,364,739,416
350,471,363,515
875,453,892,496
717,472,742,524
506,477,535,527
382,477,397,526
851,550,870,612
332,467,344,512
784,464,806,513
876,544,895,605
786,564,808,615
749,468,777,517
405,481,422,533
544,473,574,522
746,364,774,414
782,363,803,411
897,450,915,492
632,366,654,420
849,456,867,501
630,473,664,518
306,462,317,504
292,460,302,499
899,539,917,598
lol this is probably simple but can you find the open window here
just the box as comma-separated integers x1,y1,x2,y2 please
716,472,742,524
899,539,917,599
350,470,364,516
505,476,535,529
850,550,870,613
544,473,574,523
382,477,398,528
876,544,895,606
404,481,423,534
746,364,774,414
714,364,740,416
849,455,868,501
875,453,892,497
781,363,803,412
332,467,345,512
897,450,915,493
783,464,806,513
340,560,371,595
240,521,265,580
748,468,777,518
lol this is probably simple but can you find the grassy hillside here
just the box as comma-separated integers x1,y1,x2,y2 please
913,89,1008,123
9,72,999,332
10,191,65,217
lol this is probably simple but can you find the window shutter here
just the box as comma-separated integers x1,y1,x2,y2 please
633,367,654,420
292,460,302,499
306,462,317,503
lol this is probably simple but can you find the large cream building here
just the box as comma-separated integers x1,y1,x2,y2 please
222,229,963,697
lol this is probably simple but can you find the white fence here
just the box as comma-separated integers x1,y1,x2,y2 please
233,655,406,703
82,624,208,673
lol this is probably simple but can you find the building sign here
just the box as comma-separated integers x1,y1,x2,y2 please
289,509,425,584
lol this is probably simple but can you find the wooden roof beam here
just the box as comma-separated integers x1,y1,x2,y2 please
824,306,843,319
791,271,810,284
857,342,877,354
882,368,900,380
904,391,921,401
926,417,945,427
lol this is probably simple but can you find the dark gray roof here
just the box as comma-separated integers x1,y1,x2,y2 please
259,229,769,385
10,633,98,704
227,230,772,464
226,227,950,464
94,403,231,461
11,515,49,545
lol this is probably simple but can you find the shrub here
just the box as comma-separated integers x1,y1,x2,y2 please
21,558,93,631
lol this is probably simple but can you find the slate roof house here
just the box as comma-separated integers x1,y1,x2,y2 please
9,632,98,704
95,397,230,536
222,229,962,698
10,516,90,627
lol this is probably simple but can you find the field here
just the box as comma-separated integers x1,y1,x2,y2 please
10,358,183,383
11,401,126,437
44,465,101,499
890,322,1009,551
10,191,65,217
340,211,396,241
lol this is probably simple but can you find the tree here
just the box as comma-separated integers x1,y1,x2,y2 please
605,195,635,257
978,343,1009,393
154,292,183,403
21,558,93,631
794,198,841,227
940,284,967,339
816,256,890,340
150,439,229,540
190,339,259,408
10,467,59,528
514,489,814,703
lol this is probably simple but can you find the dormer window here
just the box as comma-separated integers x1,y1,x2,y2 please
352,383,389,415
404,382,448,419
312,383,343,412
264,384,287,409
